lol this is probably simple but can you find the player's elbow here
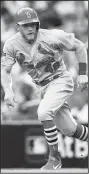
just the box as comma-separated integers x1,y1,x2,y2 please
2,64,12,73
73,39,85,51
77,42,85,51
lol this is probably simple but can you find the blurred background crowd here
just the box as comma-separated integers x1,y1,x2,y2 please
1,1,88,124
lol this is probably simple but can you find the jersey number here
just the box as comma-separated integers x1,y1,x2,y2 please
45,61,60,73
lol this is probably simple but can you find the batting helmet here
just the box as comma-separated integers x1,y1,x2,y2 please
15,7,40,30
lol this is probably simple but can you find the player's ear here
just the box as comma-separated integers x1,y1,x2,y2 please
16,24,20,31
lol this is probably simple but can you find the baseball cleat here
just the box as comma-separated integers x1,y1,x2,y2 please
41,155,62,170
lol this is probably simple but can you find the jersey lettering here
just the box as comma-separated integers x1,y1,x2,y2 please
35,56,55,69
45,61,60,73
16,53,25,65
16,53,34,70
2,52,6,56
38,42,54,56
50,43,61,51
36,42,61,73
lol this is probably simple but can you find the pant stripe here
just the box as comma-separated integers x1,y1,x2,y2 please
73,124,88,142
79,126,86,140
47,139,58,146
44,126,56,131
44,130,57,136
46,138,58,143
82,127,88,141
44,128,57,133
46,133,57,138
45,135,58,141
79,125,85,139
44,126,58,146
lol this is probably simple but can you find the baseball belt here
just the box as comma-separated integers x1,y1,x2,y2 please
36,74,59,86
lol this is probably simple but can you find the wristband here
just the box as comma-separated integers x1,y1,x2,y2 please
79,63,87,75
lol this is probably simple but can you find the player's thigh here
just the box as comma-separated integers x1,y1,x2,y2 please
39,80,73,112
38,84,73,121
54,103,77,136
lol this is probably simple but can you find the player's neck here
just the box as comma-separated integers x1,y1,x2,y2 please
20,31,38,45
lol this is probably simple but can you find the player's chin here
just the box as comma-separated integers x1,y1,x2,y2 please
27,34,35,40
27,37,35,43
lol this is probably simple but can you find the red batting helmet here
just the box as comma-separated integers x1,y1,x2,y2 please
15,7,40,30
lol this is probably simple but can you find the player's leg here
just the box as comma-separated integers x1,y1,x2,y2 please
41,119,59,158
37,74,74,170
41,119,62,170
72,124,88,141
37,85,61,166
54,102,88,141
38,101,62,170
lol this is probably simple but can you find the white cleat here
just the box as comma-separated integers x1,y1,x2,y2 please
41,155,62,170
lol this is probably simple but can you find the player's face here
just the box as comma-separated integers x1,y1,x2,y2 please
18,23,37,43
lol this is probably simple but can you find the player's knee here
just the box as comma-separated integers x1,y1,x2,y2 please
61,127,76,137
37,107,45,121
37,106,52,121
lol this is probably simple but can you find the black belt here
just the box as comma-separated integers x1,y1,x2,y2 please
36,74,59,86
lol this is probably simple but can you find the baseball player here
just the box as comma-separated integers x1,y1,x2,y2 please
1,7,88,170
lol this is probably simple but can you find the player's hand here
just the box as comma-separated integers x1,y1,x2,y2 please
77,75,88,91
4,91,18,109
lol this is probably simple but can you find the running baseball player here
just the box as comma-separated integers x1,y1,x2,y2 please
1,7,88,170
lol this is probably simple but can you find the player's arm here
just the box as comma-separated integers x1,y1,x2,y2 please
59,30,88,91
71,38,88,91
1,42,17,108
67,37,87,74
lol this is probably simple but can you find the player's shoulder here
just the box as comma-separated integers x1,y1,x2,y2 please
5,32,21,46
50,29,75,42
39,28,64,34
39,28,65,38
39,28,51,36
39,28,64,33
